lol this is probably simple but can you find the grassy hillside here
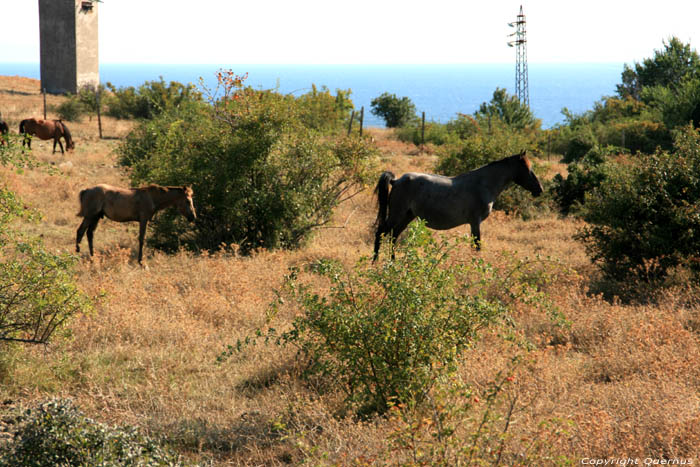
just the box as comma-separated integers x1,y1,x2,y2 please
1,77,699,465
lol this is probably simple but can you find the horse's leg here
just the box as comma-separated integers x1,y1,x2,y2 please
55,138,65,155
137,220,148,264
86,218,100,256
469,221,482,250
373,222,389,261
76,217,91,253
374,210,415,261
388,212,416,259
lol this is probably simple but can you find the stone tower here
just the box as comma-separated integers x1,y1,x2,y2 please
39,0,99,94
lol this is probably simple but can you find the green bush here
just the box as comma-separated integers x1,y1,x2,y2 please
246,222,507,415
551,150,620,214
395,120,455,146
0,149,89,345
577,126,700,282
118,71,377,253
0,399,181,466
105,77,202,120
295,84,354,133
53,95,86,122
474,88,540,131
370,92,418,128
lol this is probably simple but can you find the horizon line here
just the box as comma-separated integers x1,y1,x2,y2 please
0,61,627,67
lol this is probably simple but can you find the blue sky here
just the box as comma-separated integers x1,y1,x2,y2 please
3,1,700,65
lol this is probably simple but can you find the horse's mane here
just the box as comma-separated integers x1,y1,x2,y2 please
142,184,191,195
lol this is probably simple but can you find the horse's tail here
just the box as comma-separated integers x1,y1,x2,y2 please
58,120,74,149
19,119,26,134
77,189,88,217
374,171,395,228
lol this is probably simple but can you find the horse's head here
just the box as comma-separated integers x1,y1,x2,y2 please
177,186,197,222
513,151,543,197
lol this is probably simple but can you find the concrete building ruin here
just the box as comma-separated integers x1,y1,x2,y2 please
39,0,99,94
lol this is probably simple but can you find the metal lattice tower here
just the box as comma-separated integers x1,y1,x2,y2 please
508,5,529,107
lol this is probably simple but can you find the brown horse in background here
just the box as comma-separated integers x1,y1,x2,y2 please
20,118,75,154
76,184,197,264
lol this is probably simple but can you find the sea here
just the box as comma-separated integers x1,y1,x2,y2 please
0,62,624,129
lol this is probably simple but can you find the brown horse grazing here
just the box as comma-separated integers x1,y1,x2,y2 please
76,184,196,264
20,118,75,154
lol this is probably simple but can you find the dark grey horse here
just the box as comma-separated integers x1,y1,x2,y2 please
373,151,543,260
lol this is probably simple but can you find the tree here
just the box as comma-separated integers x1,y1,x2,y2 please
616,37,700,100
370,92,417,128
474,88,539,130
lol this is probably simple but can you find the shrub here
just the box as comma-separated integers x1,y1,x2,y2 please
0,399,181,466
105,77,202,120
474,88,540,131
370,92,418,128
236,222,507,415
577,126,700,282
551,150,621,215
118,71,377,253
0,150,89,345
295,84,354,133
53,95,86,122
395,120,455,146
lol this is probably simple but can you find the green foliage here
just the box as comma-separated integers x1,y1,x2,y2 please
0,235,89,345
435,123,533,175
551,151,620,215
105,77,202,120
258,222,507,415
395,120,456,146
118,71,377,253
370,92,418,128
617,37,700,100
0,399,182,466
295,84,354,133
577,126,700,283
641,78,700,131
76,84,107,117
0,151,88,346
474,88,540,130
53,95,87,122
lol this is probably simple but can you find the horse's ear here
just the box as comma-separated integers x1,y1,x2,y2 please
519,150,527,158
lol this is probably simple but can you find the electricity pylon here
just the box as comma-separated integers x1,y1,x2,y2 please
508,5,529,107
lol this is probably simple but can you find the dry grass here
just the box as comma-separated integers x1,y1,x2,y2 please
1,77,700,465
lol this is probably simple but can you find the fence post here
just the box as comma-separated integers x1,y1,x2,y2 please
421,111,426,146
359,106,364,137
96,87,103,139
43,88,47,119
347,110,355,136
